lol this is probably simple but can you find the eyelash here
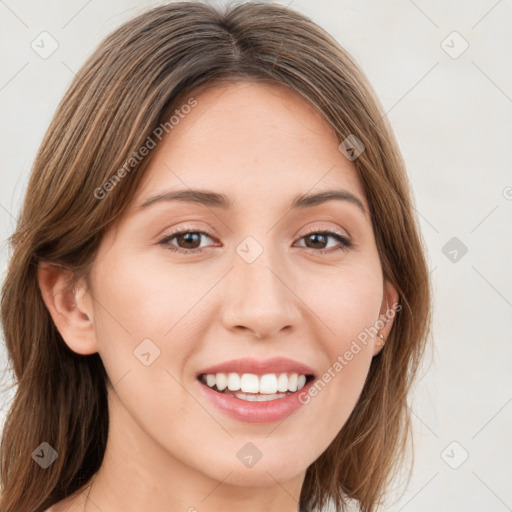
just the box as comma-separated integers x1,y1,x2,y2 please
158,227,353,255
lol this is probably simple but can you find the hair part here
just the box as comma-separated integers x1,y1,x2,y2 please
0,2,431,511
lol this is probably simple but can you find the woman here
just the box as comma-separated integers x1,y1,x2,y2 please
0,2,431,511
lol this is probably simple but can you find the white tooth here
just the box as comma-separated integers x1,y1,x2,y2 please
227,372,241,391
297,374,306,390
288,373,298,392
216,373,227,391
240,373,259,393
276,373,289,392
259,374,278,394
206,374,216,387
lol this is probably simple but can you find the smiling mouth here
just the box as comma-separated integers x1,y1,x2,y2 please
198,372,315,402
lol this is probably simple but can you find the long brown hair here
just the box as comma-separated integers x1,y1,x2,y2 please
0,2,431,511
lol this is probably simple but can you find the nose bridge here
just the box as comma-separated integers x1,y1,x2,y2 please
222,235,299,337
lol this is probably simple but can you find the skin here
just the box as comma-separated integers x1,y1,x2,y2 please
39,82,398,512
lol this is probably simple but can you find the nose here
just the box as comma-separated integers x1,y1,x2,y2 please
221,246,301,340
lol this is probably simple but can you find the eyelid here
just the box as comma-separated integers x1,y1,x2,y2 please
299,224,350,240
159,225,219,247
158,222,218,241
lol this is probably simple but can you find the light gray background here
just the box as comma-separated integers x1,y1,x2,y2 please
1,1,511,510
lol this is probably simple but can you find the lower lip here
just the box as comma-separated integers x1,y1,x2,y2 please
198,379,314,423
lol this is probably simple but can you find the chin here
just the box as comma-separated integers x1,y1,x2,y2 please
220,464,304,487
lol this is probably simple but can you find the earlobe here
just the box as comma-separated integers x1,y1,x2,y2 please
373,281,400,356
37,263,99,355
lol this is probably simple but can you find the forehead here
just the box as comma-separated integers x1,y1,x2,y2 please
131,81,368,214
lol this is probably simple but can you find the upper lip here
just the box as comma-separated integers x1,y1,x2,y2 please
197,357,315,377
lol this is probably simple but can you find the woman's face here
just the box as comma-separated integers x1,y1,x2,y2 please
78,82,397,488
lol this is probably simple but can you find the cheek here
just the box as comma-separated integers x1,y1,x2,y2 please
296,322,377,459
301,258,383,344
91,250,207,343
296,259,382,426
88,256,199,436
89,250,217,404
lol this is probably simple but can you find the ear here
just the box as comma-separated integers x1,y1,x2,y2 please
373,280,400,356
37,262,99,355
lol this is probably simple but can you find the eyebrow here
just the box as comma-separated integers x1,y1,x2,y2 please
139,188,367,215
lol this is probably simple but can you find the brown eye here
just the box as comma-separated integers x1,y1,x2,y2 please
174,232,202,249
159,230,216,253
296,231,352,253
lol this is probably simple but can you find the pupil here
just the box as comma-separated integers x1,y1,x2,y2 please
179,233,200,248
307,233,326,249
